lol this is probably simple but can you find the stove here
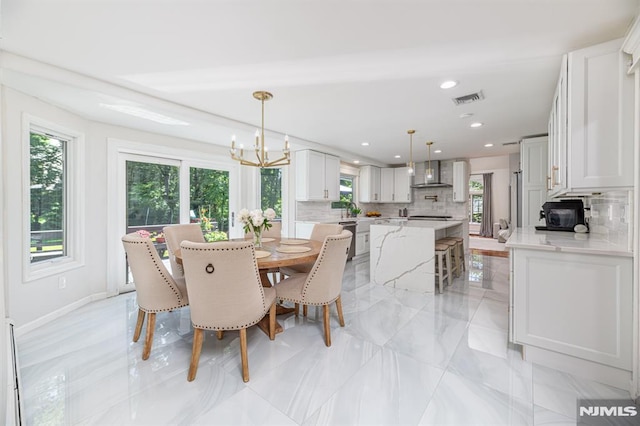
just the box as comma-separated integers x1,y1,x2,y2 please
408,215,453,221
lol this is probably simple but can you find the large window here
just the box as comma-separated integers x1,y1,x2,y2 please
331,175,355,209
469,175,484,223
30,130,67,263
260,168,282,218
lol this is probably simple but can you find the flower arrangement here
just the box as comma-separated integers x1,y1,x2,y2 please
237,208,276,247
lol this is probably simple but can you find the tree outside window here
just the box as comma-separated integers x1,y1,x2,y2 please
260,168,282,218
469,176,484,223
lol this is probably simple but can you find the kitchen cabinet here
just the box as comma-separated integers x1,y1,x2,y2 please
520,137,548,226
355,232,370,256
510,246,632,377
547,38,633,196
359,165,381,202
380,167,412,203
452,161,468,202
295,150,340,201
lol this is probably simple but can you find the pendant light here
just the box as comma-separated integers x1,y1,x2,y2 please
426,141,434,180
406,130,415,175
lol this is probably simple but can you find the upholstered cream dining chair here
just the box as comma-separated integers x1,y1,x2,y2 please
179,240,277,382
275,230,352,347
245,220,282,239
163,223,205,279
279,223,343,277
121,232,189,360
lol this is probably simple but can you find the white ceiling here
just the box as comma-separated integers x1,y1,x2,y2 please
1,0,638,165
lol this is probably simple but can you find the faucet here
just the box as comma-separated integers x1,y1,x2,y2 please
347,202,359,218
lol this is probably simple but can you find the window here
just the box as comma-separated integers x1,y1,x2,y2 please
30,130,67,263
26,119,84,280
331,175,355,209
469,175,484,223
260,168,282,218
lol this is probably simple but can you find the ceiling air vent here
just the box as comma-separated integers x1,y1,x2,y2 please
502,141,519,146
452,90,484,106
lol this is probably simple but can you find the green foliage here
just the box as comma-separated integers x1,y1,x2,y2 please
127,161,180,226
204,231,228,242
190,167,230,232
30,132,65,231
260,168,282,218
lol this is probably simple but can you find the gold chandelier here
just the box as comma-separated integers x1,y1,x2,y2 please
406,129,416,176
230,91,291,168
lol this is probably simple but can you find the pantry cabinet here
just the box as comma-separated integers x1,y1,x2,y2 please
547,38,633,196
520,137,548,226
295,150,340,201
359,165,381,202
452,161,468,202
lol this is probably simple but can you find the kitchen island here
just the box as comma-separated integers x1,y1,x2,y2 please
369,220,464,293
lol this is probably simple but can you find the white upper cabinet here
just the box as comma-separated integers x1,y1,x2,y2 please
380,167,411,203
549,38,633,196
452,161,468,202
295,150,340,201
359,165,381,202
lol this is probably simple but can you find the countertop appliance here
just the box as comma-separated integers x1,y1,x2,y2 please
338,221,357,260
408,215,453,221
538,199,586,232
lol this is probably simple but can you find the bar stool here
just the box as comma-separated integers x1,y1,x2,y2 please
434,242,452,293
448,237,466,275
436,238,460,278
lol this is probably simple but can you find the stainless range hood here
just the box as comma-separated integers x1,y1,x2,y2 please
411,160,452,188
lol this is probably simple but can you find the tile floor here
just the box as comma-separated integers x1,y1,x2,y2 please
18,253,632,425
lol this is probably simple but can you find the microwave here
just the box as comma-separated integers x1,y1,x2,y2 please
539,200,586,231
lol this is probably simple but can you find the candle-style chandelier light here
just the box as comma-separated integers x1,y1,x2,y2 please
229,91,290,168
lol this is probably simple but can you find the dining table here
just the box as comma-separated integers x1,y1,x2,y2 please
174,237,322,336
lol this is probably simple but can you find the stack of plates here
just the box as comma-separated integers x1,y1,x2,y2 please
276,246,312,254
280,239,309,245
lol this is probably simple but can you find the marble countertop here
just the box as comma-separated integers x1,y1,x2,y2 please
506,227,632,257
371,220,463,231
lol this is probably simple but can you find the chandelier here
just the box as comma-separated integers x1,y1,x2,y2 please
426,141,434,180
230,91,290,168
406,129,416,175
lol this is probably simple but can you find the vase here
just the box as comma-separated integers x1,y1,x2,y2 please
253,230,262,248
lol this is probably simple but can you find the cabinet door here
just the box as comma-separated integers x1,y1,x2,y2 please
549,55,567,197
568,38,633,190
359,166,381,202
380,168,395,202
512,249,632,370
324,154,341,201
355,233,366,255
295,150,326,201
521,137,548,227
394,167,412,203
452,161,468,202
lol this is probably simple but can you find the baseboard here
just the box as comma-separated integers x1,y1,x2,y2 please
14,293,108,337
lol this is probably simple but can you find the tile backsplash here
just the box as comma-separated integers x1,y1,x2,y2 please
586,190,632,246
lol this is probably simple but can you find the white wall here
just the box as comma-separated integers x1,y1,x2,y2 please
469,155,511,224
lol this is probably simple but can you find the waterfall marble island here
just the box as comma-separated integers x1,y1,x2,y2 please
369,220,464,293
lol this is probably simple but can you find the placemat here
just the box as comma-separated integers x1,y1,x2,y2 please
255,250,271,259
276,246,312,254
261,237,276,243
280,239,309,245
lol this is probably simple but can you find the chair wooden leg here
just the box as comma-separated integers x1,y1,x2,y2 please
269,303,276,341
133,309,145,342
303,305,308,317
335,296,345,327
216,330,224,340
240,328,249,382
142,312,156,360
294,303,299,316
188,328,204,381
323,304,331,347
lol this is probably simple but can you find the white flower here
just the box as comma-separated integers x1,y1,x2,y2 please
264,208,276,220
250,210,265,228
237,208,250,224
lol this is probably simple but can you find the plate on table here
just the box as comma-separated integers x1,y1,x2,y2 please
254,250,271,259
260,237,276,243
280,239,309,245
276,246,312,254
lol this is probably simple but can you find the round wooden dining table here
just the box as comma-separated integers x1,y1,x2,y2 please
173,237,322,335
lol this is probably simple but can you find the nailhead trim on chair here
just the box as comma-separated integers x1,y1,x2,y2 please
124,238,188,313
301,233,351,300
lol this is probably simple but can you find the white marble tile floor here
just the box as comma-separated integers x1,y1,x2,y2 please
18,253,633,425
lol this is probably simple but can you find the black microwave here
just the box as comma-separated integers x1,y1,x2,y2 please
539,200,586,231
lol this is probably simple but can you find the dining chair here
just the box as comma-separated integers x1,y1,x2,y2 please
179,240,277,382
245,220,282,239
279,223,343,277
163,223,205,279
121,232,190,360
275,230,352,347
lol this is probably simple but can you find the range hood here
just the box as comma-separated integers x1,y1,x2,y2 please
411,160,452,188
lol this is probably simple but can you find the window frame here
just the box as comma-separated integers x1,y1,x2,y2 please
23,115,85,281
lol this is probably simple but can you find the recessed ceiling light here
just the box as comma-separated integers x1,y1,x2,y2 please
470,122,484,128
459,113,474,119
440,80,457,89
484,143,494,147
434,149,442,153
394,155,401,159
353,160,360,164
361,142,369,146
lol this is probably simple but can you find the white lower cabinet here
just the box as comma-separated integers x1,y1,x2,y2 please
511,248,632,371
355,232,370,256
